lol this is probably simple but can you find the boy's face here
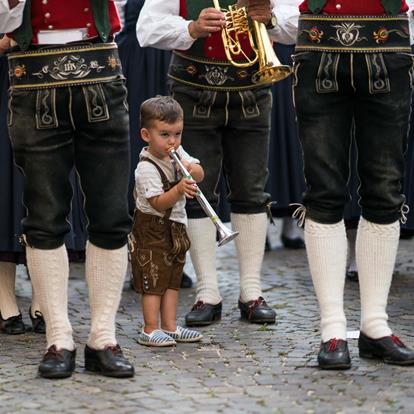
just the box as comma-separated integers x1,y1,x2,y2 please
141,119,183,160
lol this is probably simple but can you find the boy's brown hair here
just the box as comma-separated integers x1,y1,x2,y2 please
140,95,183,129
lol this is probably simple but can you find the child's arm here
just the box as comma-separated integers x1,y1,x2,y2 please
148,177,198,212
180,160,204,183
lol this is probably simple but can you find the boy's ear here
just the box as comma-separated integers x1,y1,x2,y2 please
140,128,151,143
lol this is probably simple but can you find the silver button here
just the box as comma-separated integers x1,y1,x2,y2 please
44,12,51,18
48,25,53,29
42,0,48,4
336,3,341,9
84,7,89,12
208,33,212,37
208,46,213,51
86,22,91,28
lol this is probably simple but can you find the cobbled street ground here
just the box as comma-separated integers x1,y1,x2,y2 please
1,221,413,414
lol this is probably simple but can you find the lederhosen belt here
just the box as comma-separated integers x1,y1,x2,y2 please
296,14,411,53
8,42,123,91
168,51,263,91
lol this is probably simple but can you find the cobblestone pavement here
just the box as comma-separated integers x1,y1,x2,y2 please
1,221,414,414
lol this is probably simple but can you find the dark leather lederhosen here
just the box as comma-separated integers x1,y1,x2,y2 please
130,157,191,295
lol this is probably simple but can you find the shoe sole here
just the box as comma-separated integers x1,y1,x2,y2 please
239,310,276,324
137,339,176,347
39,371,74,379
360,352,414,366
85,361,135,378
319,363,351,370
174,337,203,343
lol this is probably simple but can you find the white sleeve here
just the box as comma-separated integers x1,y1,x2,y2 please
135,162,164,200
268,1,299,45
407,0,414,45
177,145,200,165
0,0,25,33
136,0,196,50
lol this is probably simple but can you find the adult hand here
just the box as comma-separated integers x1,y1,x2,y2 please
247,0,272,25
0,35,11,55
188,7,225,39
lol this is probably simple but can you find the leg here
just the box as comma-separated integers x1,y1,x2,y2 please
8,87,77,378
172,84,224,325
0,261,26,334
160,289,178,332
223,88,274,322
143,294,162,334
353,53,414,364
294,52,355,369
71,81,133,377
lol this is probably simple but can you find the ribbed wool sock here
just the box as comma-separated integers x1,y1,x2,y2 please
0,262,20,319
231,213,266,302
187,218,221,305
86,242,128,350
26,245,75,350
304,218,347,342
30,281,42,317
346,228,358,273
356,218,399,339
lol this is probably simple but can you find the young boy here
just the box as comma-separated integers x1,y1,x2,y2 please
131,96,204,347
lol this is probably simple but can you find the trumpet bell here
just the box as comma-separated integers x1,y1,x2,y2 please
217,228,239,247
252,64,292,85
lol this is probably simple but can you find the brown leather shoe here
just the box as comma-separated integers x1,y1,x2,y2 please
238,297,276,324
84,344,135,378
38,345,76,379
318,338,351,370
0,312,26,335
359,332,414,365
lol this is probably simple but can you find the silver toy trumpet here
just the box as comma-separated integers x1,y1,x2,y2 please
169,149,239,247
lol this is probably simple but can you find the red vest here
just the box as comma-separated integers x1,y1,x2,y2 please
299,0,408,15
29,0,120,44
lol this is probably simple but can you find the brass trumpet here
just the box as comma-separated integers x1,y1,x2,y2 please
169,149,239,247
213,0,292,85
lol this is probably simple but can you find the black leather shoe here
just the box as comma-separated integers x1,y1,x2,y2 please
238,297,276,324
180,272,193,288
29,308,46,334
0,312,26,335
84,344,135,378
346,270,359,282
318,338,351,370
185,301,222,326
38,345,76,379
359,332,414,365
280,235,305,249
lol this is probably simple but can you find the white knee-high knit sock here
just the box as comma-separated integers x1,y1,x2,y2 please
231,213,266,302
86,242,128,350
356,218,399,339
0,262,19,319
304,218,347,342
26,246,75,350
346,228,358,273
30,281,42,317
187,218,221,305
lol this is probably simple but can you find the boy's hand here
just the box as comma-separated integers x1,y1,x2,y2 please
175,178,198,199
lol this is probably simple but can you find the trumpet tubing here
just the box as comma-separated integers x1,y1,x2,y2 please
169,149,239,247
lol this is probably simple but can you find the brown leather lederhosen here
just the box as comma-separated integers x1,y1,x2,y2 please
130,157,191,295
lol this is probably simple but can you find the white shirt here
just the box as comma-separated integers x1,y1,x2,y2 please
0,0,25,33
407,0,414,45
134,146,200,226
137,0,300,50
